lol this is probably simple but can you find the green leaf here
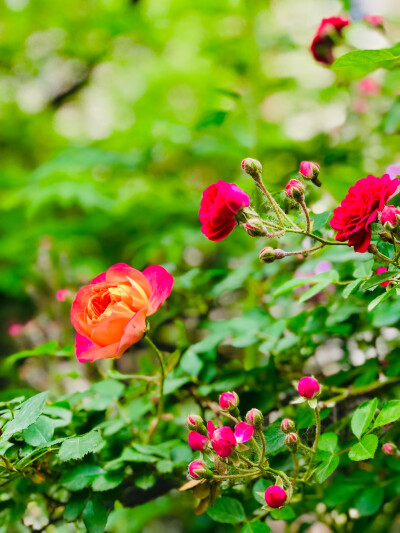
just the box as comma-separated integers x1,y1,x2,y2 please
83,498,108,533
85,380,125,411
60,464,105,491
351,398,378,439
317,432,338,453
64,497,86,522
3,341,59,368
299,280,334,303
315,454,339,483
362,272,397,290
241,523,270,533
270,506,296,520
274,270,339,296
1,391,48,440
207,497,246,524
312,211,331,231
58,431,105,462
353,259,374,278
354,486,384,517
368,287,396,311
342,279,363,299
373,400,400,428
332,45,400,77
21,415,54,446
252,479,272,505
348,434,378,461
92,471,124,492
264,422,285,455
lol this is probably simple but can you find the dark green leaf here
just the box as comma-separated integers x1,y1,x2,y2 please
207,497,246,524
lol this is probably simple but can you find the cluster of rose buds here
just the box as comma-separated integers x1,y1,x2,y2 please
184,378,324,514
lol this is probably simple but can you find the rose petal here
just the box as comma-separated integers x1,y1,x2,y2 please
142,266,174,316
76,333,119,363
207,420,216,439
234,422,255,444
116,306,148,358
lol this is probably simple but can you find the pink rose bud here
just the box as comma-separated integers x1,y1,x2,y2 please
285,432,298,450
241,158,263,183
246,408,263,428
363,15,384,28
207,420,216,439
211,426,237,458
219,391,239,411
186,414,207,434
234,422,255,444
382,443,396,456
298,376,320,399
188,460,208,479
379,205,400,231
8,323,24,337
56,289,70,302
188,431,209,451
265,485,287,508
299,161,321,186
281,418,296,434
286,179,305,201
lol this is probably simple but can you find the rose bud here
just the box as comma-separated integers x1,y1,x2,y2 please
186,414,207,434
285,179,305,201
234,422,255,444
299,161,321,187
382,443,397,456
265,485,287,508
285,432,298,450
298,376,320,399
219,391,239,411
188,431,209,451
244,218,265,237
259,247,286,264
246,408,263,428
379,205,400,231
188,460,209,479
363,15,384,28
211,426,237,458
281,418,295,434
241,158,263,183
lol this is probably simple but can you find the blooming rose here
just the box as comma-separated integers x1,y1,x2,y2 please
298,376,320,399
330,174,400,253
199,181,250,241
311,16,350,65
210,426,237,458
234,422,254,444
71,263,173,363
265,485,287,508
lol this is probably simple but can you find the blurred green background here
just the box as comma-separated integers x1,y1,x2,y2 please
1,0,400,531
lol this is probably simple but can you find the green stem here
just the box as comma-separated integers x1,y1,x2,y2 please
291,452,299,487
257,429,266,467
144,336,166,438
304,407,321,481
213,471,260,481
321,376,400,408
299,199,311,233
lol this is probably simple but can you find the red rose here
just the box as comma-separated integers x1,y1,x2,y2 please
199,180,250,241
330,174,400,253
311,16,350,65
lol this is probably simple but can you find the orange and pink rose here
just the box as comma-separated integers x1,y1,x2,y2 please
71,263,173,363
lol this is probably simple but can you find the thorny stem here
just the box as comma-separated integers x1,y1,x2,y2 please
257,429,266,467
144,336,166,441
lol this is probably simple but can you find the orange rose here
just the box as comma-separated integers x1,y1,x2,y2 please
71,263,174,362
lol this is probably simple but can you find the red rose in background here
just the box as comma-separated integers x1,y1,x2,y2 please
311,16,350,64
199,180,250,241
71,263,173,362
330,175,400,253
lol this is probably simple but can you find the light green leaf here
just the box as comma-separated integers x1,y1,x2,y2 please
368,288,396,311
270,506,296,520
353,259,374,279
207,497,246,524
373,400,400,428
21,415,54,447
318,432,338,453
351,398,377,439
2,391,48,440
312,211,331,231
83,497,108,533
58,431,105,462
241,523,270,533
315,454,339,483
274,270,339,297
333,45,400,77
348,434,378,461
342,279,363,299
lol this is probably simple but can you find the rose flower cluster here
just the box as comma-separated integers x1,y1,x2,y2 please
183,377,323,514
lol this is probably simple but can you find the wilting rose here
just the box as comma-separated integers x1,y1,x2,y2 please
199,181,250,241
311,16,350,65
71,263,173,363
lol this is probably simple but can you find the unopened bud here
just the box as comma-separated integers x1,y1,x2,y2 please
259,247,286,264
285,179,305,201
299,161,321,187
281,418,296,434
379,205,400,231
368,244,378,254
246,408,263,428
285,432,298,450
241,158,263,183
379,231,394,243
186,414,207,434
244,218,265,237
219,391,239,411
188,459,212,479
382,442,397,456
298,376,320,399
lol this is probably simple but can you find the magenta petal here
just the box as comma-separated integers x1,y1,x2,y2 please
207,420,216,439
90,272,107,284
234,422,255,443
142,265,174,316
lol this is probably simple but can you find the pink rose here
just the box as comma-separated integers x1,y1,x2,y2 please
56,289,70,302
199,181,250,241
298,376,320,399
211,426,237,458
188,460,207,478
234,422,254,444
265,485,287,508
188,431,208,451
219,391,239,410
